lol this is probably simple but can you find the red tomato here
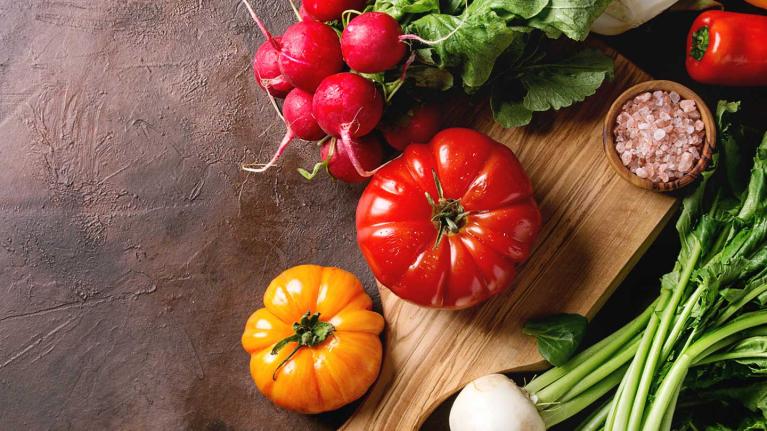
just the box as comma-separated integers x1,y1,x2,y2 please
355,128,541,309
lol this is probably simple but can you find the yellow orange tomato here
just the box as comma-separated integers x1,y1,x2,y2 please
242,265,384,413
746,0,767,10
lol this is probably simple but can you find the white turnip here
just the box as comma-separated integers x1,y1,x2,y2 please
450,374,545,431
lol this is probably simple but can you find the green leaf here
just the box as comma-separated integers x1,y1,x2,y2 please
491,48,613,128
491,95,533,128
440,0,466,15
523,313,588,366
406,64,455,90
373,0,440,21
525,0,613,41
717,101,747,197
407,7,523,89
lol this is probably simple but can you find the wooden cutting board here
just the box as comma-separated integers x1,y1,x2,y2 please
341,49,677,430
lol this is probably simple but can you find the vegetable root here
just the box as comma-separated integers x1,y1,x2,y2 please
322,135,384,183
240,0,342,92
242,88,325,173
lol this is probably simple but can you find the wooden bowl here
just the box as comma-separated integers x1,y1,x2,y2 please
603,80,716,192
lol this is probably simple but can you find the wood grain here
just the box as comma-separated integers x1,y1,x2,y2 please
342,50,678,431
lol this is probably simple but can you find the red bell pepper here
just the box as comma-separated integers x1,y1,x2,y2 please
686,11,767,86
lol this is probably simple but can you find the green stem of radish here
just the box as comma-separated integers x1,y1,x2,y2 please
540,364,627,428
525,300,656,395
641,314,767,431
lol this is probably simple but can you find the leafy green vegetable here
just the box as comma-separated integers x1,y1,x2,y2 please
406,65,455,90
525,0,613,41
491,49,614,127
523,313,588,366
372,0,613,127
407,7,521,89
373,0,440,20
513,103,767,430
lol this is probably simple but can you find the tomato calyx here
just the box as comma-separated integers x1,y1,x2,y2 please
424,170,470,247
270,311,335,380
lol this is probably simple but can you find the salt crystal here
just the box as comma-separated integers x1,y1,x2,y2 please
679,152,694,172
680,99,696,112
621,151,632,166
613,90,705,183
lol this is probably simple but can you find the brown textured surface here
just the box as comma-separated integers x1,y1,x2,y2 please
0,1,365,430
0,2,683,431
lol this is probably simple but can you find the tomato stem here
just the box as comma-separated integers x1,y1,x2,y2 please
425,169,469,247
270,311,335,380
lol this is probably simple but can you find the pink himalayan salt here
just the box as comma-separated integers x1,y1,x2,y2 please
614,90,706,183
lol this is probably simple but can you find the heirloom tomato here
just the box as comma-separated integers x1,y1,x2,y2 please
356,128,541,309
242,265,384,413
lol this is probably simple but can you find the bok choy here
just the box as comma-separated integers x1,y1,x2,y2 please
450,101,767,430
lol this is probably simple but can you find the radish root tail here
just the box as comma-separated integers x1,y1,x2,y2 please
339,129,380,178
241,0,280,50
287,0,302,21
254,68,285,122
242,130,295,173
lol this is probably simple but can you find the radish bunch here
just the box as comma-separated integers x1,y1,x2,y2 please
240,0,442,182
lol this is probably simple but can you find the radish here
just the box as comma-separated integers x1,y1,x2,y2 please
278,20,344,92
242,88,325,173
341,12,407,73
380,103,442,151
252,38,293,98
321,135,384,183
313,72,385,177
302,0,368,22
241,0,343,92
298,5,314,21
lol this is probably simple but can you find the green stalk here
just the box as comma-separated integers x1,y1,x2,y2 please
560,335,641,402
696,351,767,365
540,364,627,428
691,333,742,366
641,312,767,431
576,400,611,431
605,366,628,430
625,243,702,431
659,385,682,431
662,284,707,357
607,290,669,430
715,283,767,326
533,327,642,404
525,302,655,395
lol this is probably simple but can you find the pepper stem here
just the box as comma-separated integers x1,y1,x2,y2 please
690,26,709,61
424,169,469,247
270,311,335,380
